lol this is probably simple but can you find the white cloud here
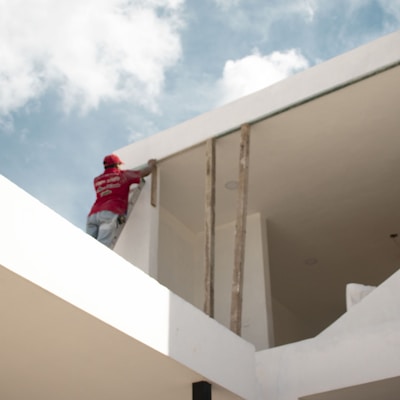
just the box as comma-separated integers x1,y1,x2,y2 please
213,0,319,32
213,0,241,10
303,0,318,22
312,0,400,23
289,0,400,25
377,0,400,22
0,0,184,116
217,48,309,105
0,114,14,134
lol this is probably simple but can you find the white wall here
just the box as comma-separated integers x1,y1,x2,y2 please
203,213,271,350
158,207,198,303
272,298,315,346
256,268,400,399
158,209,274,350
114,172,160,278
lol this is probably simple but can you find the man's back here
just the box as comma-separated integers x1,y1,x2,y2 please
89,167,141,216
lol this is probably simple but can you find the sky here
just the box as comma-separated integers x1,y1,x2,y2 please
1,0,400,232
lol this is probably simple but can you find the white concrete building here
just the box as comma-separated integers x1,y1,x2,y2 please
1,30,400,399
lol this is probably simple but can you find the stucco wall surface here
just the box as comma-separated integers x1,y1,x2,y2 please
255,268,400,399
157,209,273,351
0,175,258,400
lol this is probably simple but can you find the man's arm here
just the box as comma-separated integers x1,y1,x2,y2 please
140,159,157,178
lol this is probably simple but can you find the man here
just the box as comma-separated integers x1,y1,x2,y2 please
87,154,157,247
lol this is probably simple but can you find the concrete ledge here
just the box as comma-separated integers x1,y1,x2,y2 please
0,175,257,400
255,269,400,400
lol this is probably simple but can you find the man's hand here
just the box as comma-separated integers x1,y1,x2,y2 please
147,159,157,168
140,159,157,178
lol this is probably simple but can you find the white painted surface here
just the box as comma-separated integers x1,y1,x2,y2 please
114,172,160,278
0,175,257,400
158,207,198,303
158,209,272,350
272,298,315,345
206,214,271,350
346,283,376,310
260,215,275,346
256,268,400,400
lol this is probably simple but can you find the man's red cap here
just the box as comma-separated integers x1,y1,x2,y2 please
103,154,124,167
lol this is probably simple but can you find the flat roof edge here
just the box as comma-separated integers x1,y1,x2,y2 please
116,30,400,167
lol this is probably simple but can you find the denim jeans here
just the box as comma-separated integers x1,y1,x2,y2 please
86,210,119,247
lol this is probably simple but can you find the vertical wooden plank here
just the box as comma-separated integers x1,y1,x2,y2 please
230,123,251,335
151,164,158,207
204,138,216,317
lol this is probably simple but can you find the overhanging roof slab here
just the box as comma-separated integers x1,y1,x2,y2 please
116,30,400,168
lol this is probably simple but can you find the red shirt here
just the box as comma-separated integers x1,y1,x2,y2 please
88,167,141,216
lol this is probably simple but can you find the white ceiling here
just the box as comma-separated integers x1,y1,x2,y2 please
0,265,241,400
159,64,400,341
